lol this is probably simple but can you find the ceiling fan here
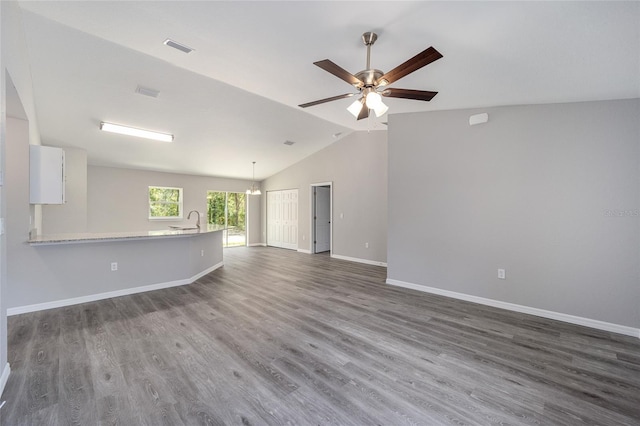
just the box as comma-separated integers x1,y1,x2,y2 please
299,32,443,120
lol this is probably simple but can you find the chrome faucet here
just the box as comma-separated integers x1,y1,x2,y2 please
187,210,201,230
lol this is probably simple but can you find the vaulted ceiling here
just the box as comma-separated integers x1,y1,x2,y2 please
17,1,640,180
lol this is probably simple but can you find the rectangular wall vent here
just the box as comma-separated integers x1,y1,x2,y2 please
135,86,160,98
163,39,194,54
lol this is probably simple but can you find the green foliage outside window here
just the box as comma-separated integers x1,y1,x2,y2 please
149,186,183,218
207,191,246,231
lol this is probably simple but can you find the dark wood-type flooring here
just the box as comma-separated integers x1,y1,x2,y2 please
2,247,640,425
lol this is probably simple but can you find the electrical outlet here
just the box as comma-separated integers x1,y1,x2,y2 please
201,250,204,257
498,268,506,279
111,262,118,271
365,242,369,249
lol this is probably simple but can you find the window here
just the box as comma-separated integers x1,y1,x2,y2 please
207,191,246,247
149,186,183,219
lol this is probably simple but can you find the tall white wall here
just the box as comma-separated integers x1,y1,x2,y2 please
0,3,6,386
87,165,262,244
1,0,43,382
262,130,387,264
388,99,640,330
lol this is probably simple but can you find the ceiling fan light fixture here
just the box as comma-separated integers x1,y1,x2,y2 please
373,101,389,117
365,91,383,109
347,98,364,117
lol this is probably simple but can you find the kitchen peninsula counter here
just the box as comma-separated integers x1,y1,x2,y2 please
28,224,226,245
11,225,226,315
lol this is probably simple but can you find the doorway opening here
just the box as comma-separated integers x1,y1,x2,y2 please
207,191,246,247
311,182,332,254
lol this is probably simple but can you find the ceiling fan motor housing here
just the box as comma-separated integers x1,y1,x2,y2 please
354,69,384,88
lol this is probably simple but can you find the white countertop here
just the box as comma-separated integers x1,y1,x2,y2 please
28,224,227,245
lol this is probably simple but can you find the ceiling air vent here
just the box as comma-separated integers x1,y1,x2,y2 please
163,38,194,54
283,140,295,146
135,85,160,98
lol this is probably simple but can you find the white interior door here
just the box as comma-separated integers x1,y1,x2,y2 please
314,186,330,253
267,189,298,250
267,191,280,247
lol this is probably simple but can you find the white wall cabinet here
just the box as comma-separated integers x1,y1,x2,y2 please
30,145,65,204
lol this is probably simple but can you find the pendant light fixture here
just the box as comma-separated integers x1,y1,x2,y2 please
246,161,261,195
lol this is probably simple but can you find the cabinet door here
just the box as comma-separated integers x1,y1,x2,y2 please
30,145,65,204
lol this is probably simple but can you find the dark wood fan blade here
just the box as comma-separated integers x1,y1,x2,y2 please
357,104,369,120
299,93,355,108
377,47,442,86
382,88,438,101
314,60,364,87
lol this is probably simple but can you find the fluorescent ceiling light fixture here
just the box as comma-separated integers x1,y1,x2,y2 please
100,122,173,142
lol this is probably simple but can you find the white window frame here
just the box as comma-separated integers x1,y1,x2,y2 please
148,186,183,220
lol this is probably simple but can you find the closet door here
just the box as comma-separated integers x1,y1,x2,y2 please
267,189,298,250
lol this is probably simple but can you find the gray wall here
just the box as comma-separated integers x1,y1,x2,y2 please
87,165,262,244
1,0,43,376
42,146,87,234
388,99,640,328
262,130,387,264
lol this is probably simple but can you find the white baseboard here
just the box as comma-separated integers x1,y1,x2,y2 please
248,243,266,247
7,262,224,316
386,279,640,339
0,363,10,397
297,248,312,254
331,254,387,267
190,261,224,281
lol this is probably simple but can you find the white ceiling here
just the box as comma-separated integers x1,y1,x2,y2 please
17,1,640,180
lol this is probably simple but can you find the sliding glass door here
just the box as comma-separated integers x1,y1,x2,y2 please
207,191,246,247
